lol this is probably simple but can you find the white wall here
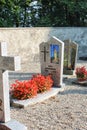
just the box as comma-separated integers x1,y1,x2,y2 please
0,27,87,72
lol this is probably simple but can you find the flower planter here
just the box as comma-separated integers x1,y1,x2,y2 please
76,66,87,83
77,78,87,82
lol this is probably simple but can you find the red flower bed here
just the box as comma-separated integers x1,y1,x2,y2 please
11,74,53,100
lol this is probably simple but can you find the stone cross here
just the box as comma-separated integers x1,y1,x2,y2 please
0,42,20,123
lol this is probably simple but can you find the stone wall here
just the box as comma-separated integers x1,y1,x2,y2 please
0,27,87,72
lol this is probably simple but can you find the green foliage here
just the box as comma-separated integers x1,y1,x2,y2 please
37,0,87,27
0,0,87,27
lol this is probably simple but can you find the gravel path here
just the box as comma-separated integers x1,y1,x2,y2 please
11,78,87,130
11,61,87,130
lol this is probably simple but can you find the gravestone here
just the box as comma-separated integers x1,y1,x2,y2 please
63,39,78,75
40,36,64,87
0,42,27,130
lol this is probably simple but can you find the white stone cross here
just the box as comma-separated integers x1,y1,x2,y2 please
0,42,21,123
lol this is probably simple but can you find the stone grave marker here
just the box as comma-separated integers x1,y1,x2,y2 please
0,42,27,130
63,39,78,75
40,36,64,87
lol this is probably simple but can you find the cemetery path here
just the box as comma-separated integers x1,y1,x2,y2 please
10,75,87,130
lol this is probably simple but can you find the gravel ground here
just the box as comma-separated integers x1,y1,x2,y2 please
11,61,87,130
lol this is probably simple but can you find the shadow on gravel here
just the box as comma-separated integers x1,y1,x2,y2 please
59,89,87,95
63,77,87,87
63,77,76,85
62,75,87,95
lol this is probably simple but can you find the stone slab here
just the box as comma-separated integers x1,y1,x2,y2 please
1,119,27,130
11,84,65,108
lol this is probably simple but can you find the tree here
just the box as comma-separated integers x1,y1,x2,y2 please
0,0,87,27
35,0,87,27
0,0,32,27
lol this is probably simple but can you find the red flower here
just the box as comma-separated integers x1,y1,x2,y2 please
11,80,38,100
75,66,87,81
32,74,53,93
10,74,53,100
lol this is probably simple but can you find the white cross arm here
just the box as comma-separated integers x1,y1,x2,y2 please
0,56,21,71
